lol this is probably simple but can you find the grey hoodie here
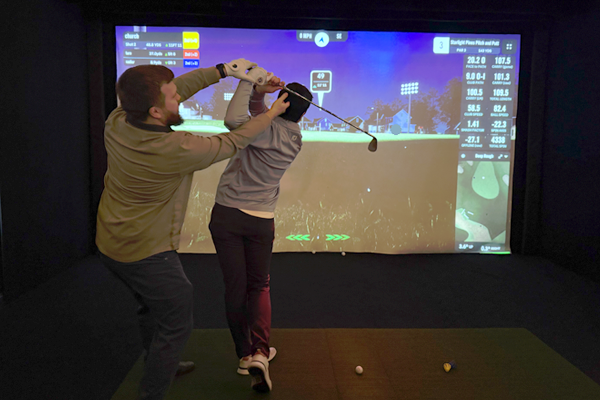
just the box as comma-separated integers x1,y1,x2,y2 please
215,81,303,212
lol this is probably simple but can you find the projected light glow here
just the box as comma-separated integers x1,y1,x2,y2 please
115,26,520,255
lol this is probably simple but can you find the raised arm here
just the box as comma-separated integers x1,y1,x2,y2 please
224,69,286,129
174,59,260,103
224,81,253,131
249,88,267,117
173,67,221,103
177,92,290,174
250,74,286,117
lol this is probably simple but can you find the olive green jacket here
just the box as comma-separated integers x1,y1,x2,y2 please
96,67,271,262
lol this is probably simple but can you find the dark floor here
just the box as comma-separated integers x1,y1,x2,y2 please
1,252,599,400
114,328,600,400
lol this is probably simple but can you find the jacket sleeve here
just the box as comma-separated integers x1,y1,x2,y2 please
173,67,221,102
174,113,272,175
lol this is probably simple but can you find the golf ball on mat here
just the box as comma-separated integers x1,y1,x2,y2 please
355,366,363,374
312,250,316,254
443,360,456,372
341,252,346,256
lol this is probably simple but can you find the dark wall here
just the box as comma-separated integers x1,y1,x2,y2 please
1,0,598,301
541,4,600,281
0,0,91,300
83,1,600,283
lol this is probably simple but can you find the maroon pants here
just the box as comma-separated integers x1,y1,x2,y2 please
209,203,273,359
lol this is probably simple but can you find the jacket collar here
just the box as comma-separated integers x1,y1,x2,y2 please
126,116,173,133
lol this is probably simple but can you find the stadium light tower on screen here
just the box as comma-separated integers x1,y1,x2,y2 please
401,82,419,133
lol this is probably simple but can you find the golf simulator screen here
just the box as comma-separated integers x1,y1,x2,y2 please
115,26,521,255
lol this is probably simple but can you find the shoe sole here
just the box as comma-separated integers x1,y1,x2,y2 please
175,364,195,376
249,365,271,393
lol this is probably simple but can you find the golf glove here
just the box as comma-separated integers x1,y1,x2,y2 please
224,58,258,83
246,67,273,86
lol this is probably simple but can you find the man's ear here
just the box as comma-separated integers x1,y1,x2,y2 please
296,111,307,123
148,106,163,120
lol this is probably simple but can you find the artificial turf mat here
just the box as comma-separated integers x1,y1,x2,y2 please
111,328,600,400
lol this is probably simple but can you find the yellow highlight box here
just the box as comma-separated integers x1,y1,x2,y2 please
182,32,199,49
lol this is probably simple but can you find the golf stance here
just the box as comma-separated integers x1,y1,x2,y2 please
96,60,289,400
209,69,312,392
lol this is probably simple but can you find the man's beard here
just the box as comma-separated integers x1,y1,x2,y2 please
166,110,184,126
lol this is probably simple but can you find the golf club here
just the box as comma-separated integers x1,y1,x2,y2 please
281,86,378,152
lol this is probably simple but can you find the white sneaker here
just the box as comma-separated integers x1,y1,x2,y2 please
237,347,276,375
248,351,272,392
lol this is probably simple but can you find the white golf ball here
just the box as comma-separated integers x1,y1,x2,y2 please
341,252,346,256
355,366,363,375
312,250,316,254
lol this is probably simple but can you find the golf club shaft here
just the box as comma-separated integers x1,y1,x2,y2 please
281,87,377,140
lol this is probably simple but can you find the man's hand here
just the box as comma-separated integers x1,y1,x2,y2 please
224,59,258,82
255,74,285,94
265,92,290,119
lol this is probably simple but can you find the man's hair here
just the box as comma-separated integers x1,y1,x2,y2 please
277,83,312,122
116,65,174,122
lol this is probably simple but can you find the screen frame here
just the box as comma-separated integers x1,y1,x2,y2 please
92,10,551,254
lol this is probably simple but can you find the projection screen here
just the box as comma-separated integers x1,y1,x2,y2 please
115,26,520,255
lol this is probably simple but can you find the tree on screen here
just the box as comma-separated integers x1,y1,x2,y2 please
438,77,462,132
200,101,213,115
410,88,440,133
366,98,406,125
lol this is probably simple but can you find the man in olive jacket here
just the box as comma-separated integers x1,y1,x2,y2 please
96,60,289,400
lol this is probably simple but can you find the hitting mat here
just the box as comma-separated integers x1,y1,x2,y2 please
111,328,600,400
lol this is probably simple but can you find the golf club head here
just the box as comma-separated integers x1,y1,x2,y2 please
283,85,378,151
368,138,378,152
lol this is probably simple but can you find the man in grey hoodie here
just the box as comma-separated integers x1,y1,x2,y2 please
209,69,312,393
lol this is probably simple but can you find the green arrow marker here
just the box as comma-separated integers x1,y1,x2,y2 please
288,234,311,241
